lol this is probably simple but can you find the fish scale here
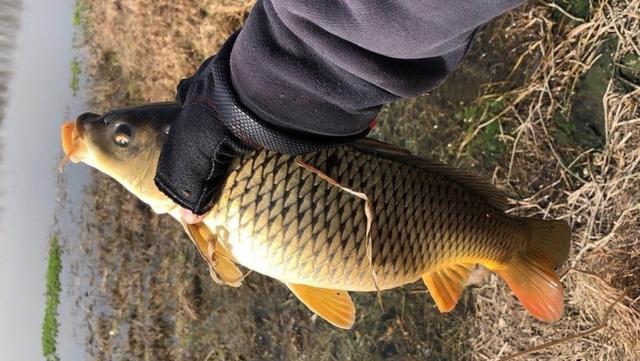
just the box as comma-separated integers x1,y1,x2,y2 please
206,145,525,291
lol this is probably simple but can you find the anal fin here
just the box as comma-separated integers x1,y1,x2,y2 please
422,263,474,312
286,283,355,329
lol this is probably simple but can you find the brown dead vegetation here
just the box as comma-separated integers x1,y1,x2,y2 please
73,0,639,360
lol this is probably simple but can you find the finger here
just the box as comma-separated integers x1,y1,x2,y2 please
181,207,207,224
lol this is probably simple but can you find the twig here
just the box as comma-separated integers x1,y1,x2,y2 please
203,349,216,361
541,1,585,23
499,292,625,361
296,158,384,310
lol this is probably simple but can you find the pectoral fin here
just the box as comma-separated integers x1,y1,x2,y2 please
181,221,243,287
423,263,475,312
286,283,355,329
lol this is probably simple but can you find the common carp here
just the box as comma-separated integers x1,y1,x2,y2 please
61,103,571,329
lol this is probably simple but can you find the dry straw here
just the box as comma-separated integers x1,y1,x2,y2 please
466,1,640,359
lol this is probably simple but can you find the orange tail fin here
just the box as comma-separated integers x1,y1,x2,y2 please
495,218,571,322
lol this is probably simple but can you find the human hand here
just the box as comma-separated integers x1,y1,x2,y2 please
154,34,253,215
180,207,207,224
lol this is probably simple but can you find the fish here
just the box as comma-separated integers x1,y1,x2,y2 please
61,102,571,329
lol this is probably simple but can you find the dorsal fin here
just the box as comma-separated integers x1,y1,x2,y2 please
352,138,509,210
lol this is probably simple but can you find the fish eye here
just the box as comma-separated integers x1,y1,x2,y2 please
112,123,133,147
161,123,171,135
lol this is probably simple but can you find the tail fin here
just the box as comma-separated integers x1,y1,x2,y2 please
495,219,571,322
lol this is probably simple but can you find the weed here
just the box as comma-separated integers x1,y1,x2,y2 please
70,58,81,95
458,98,507,162
73,0,83,27
41,236,62,361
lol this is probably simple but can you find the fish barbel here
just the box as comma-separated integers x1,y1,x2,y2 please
61,103,571,328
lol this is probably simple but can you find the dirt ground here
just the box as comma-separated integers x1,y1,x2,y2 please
70,0,639,360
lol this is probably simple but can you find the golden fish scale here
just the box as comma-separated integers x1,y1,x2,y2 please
209,146,527,291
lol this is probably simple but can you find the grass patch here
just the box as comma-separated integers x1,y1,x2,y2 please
456,98,507,162
73,0,83,27
70,58,81,95
42,236,62,361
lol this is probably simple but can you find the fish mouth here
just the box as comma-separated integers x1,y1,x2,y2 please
60,120,88,171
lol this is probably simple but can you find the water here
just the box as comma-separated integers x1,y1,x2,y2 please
0,0,91,360
55,78,92,361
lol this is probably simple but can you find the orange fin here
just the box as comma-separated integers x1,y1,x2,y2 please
207,247,244,288
181,221,244,287
286,283,355,329
423,263,474,312
495,218,570,322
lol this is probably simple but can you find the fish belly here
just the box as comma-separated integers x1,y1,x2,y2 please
210,147,524,292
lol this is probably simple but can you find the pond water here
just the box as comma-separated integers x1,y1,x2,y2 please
0,0,91,360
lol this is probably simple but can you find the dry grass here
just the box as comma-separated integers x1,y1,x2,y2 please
81,0,253,108
463,2,640,359
73,0,640,360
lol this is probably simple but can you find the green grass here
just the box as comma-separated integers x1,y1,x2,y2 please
70,58,81,95
457,98,507,161
42,236,62,361
73,0,83,27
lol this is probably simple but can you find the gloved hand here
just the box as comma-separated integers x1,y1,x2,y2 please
154,33,253,216
155,32,369,217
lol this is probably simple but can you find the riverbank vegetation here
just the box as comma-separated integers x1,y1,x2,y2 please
72,0,639,359
42,236,62,361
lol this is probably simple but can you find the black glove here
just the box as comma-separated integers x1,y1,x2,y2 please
155,32,369,215
154,32,251,215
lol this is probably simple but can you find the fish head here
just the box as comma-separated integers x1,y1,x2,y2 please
61,102,180,214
